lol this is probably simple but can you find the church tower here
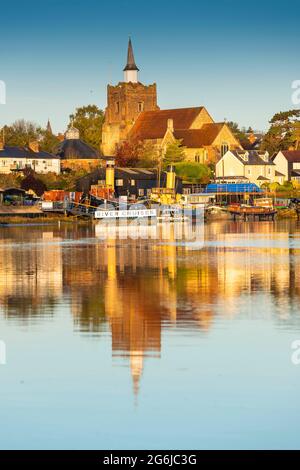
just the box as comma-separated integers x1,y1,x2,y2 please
101,38,159,156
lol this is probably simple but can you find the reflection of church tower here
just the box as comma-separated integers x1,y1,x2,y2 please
101,38,159,155
130,351,144,399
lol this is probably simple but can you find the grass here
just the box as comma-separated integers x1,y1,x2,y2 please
0,215,93,225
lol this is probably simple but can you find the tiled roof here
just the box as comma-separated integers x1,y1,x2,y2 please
231,150,275,166
0,145,56,160
56,139,100,160
257,175,270,180
174,123,225,147
281,151,300,162
129,107,205,141
275,170,285,176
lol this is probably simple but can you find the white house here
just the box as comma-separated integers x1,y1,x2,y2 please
216,149,276,186
272,150,300,182
0,141,61,174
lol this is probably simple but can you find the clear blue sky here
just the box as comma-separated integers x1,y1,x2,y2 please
0,0,299,134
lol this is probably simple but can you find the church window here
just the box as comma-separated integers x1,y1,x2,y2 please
115,101,120,114
221,143,229,156
138,102,144,112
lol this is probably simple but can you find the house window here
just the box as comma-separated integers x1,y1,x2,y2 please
248,169,251,175
268,168,271,175
195,155,200,163
116,179,123,186
221,143,229,156
138,102,144,112
131,179,135,186
115,101,120,114
138,188,145,196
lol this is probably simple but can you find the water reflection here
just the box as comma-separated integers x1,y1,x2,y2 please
1,220,300,395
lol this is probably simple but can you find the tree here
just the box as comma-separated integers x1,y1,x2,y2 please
115,141,141,167
39,129,60,153
163,140,186,168
227,121,248,143
261,109,300,154
137,141,159,168
69,105,104,150
174,162,212,184
4,120,42,147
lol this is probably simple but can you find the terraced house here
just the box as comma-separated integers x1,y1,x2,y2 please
0,140,60,174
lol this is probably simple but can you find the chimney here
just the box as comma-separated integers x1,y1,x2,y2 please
29,141,39,153
106,158,115,191
166,165,176,190
167,118,174,133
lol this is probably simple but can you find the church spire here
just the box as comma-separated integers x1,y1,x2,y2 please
123,38,139,83
46,119,53,134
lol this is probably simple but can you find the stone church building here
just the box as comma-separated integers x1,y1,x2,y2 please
101,39,242,162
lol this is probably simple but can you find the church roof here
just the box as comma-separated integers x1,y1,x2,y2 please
174,123,226,147
129,107,205,141
56,139,100,160
123,38,139,72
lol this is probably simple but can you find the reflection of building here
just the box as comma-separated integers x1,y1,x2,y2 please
2,222,300,396
0,229,63,317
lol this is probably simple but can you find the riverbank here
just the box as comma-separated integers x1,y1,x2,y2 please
0,205,94,225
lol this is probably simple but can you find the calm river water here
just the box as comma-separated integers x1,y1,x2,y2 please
0,219,300,449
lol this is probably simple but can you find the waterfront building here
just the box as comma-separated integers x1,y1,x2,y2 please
0,140,61,174
272,150,300,182
101,39,241,162
76,162,182,198
215,149,276,186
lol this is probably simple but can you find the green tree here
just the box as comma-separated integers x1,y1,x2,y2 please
137,141,159,168
227,121,248,142
69,105,104,151
39,129,60,153
261,109,300,154
4,120,42,147
174,162,212,184
163,140,186,168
